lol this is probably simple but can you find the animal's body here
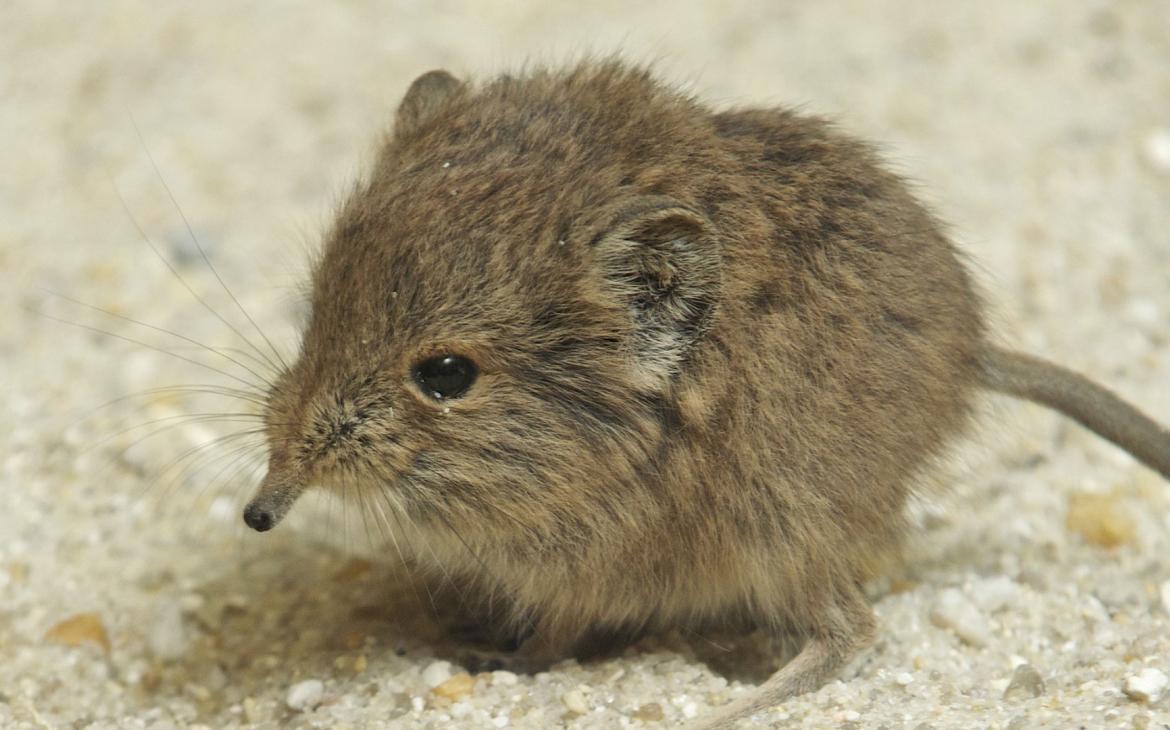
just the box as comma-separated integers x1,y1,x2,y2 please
242,62,1170,727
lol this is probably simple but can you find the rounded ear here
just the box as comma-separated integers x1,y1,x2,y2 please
395,69,464,139
593,198,722,389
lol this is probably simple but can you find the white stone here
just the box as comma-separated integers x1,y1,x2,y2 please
1142,128,1170,173
895,672,915,686
562,688,589,714
208,495,235,521
491,670,519,686
449,701,472,718
147,600,190,661
1123,668,1168,703
930,588,992,647
1159,580,1170,616
285,679,324,712
970,576,1020,613
421,660,453,688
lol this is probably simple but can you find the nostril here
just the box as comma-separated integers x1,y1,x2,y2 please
243,504,274,532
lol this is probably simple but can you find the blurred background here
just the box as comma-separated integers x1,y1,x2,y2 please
2,2,1168,728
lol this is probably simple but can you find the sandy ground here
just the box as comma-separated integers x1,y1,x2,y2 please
2,1,1170,728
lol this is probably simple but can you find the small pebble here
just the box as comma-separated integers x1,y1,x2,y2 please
681,701,698,719
242,697,262,723
208,496,234,521
187,684,212,702
1003,664,1045,700
895,672,915,686
450,701,472,718
633,703,665,722
970,575,1020,613
286,679,324,712
432,672,475,701
147,600,190,661
44,612,111,652
562,687,589,714
1142,128,1170,174
1159,580,1170,616
1123,668,1168,703
930,588,992,647
421,660,453,688
492,670,519,686
1066,491,1135,548
1125,299,1160,328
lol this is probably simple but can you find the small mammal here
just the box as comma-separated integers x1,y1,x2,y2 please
243,61,1170,727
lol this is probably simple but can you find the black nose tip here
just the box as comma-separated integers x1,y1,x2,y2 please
243,504,274,532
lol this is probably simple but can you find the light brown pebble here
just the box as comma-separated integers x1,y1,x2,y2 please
1066,490,1135,548
44,612,111,652
432,672,476,701
632,702,665,722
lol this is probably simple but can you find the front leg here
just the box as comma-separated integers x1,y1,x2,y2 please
446,613,649,673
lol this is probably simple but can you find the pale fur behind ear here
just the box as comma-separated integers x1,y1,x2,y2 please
396,69,464,139
594,200,722,390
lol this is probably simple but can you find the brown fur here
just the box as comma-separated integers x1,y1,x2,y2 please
243,61,1169,727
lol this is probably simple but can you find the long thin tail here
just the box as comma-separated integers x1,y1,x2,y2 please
977,345,1170,480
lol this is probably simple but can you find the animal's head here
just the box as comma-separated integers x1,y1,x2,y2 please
244,63,725,557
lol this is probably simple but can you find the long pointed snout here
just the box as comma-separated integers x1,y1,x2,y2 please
243,468,308,533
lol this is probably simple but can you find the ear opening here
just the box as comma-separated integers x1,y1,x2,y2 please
594,199,722,389
395,69,465,139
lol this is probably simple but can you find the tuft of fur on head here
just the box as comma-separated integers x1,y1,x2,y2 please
251,60,985,653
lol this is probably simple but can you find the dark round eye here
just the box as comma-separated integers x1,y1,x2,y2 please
413,355,478,400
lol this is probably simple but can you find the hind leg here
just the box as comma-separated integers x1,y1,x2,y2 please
690,590,876,729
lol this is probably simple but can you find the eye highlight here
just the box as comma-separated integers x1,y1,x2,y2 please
413,355,478,400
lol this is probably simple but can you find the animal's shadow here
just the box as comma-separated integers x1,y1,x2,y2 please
125,531,787,726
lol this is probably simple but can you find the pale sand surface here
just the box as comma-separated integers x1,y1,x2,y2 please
2,2,1169,728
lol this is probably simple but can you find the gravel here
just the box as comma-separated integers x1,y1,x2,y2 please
3,1,1169,728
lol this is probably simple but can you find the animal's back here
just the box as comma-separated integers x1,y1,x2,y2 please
666,106,990,619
